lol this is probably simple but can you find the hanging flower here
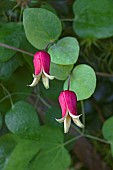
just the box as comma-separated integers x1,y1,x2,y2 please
56,90,84,133
28,51,54,89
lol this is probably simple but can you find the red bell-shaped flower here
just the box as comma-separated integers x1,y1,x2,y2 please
28,51,54,89
56,90,84,133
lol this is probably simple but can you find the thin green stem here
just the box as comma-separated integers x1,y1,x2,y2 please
84,134,111,144
96,72,113,77
0,92,37,103
0,43,34,56
0,84,14,107
67,74,71,90
44,42,54,51
71,124,82,134
38,95,51,109
63,135,82,146
81,100,85,134
19,6,24,22
0,91,51,109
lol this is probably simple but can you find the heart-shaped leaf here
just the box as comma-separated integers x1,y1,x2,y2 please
64,64,96,100
73,0,113,38
5,101,40,138
48,37,79,65
23,8,62,49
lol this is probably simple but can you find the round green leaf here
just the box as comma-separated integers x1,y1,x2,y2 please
102,116,113,141
48,37,79,65
0,23,24,62
64,64,96,100
50,62,73,80
73,0,113,38
5,101,40,138
23,8,62,49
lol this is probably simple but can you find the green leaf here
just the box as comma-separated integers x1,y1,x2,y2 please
0,133,19,170
0,53,23,80
1,127,70,170
0,23,24,62
5,101,40,138
102,116,113,141
0,112,2,129
23,8,62,49
73,0,113,38
64,64,96,100
4,139,40,170
50,62,73,80
28,126,71,170
48,37,79,65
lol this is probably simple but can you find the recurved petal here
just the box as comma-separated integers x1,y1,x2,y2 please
27,75,41,87
69,112,82,119
43,70,54,80
55,117,65,123
64,114,71,133
72,117,84,128
42,74,49,89
55,111,68,123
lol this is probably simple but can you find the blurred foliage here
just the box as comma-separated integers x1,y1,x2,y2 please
0,0,113,170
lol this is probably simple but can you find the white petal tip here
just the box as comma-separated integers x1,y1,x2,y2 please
43,71,55,80
27,84,34,87
42,76,49,89
79,124,84,128
72,117,84,128
27,77,40,87
64,115,71,133
44,84,49,89
55,118,64,123
69,112,82,119
27,85,31,87
49,76,55,80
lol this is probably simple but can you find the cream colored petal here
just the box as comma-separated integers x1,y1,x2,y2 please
33,71,42,78
55,117,65,123
69,112,82,119
27,76,41,87
43,70,54,80
72,117,84,128
64,114,71,133
42,74,49,89
55,111,68,123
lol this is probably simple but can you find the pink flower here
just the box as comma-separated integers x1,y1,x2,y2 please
28,51,54,89
56,90,84,133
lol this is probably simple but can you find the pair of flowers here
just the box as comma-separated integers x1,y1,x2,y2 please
28,51,84,133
